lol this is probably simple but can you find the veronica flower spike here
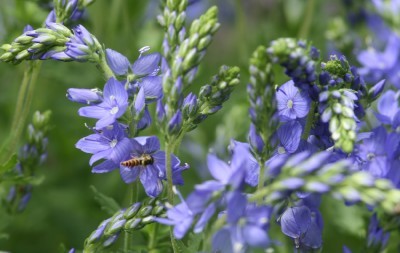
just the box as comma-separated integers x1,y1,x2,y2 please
79,78,128,129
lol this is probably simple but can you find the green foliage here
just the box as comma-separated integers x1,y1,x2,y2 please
91,186,121,216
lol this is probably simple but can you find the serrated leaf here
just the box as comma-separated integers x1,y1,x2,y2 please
90,185,120,216
174,238,190,253
0,154,18,175
186,233,202,252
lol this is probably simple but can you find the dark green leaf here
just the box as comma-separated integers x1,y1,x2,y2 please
0,153,18,175
90,185,120,215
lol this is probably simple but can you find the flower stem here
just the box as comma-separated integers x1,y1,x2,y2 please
96,52,115,80
148,223,159,252
0,61,42,162
257,160,266,203
123,182,137,253
165,141,174,204
301,101,316,140
298,0,316,38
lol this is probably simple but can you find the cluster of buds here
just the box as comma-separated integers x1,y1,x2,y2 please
267,38,320,99
251,152,400,215
4,111,51,213
247,45,277,158
318,55,367,153
0,23,103,64
158,0,188,60
84,198,166,252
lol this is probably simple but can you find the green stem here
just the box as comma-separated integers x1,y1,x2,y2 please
123,183,137,253
97,53,115,80
148,223,159,252
0,61,42,162
10,63,31,131
298,0,316,39
301,102,316,140
234,0,246,61
257,160,266,203
165,141,174,204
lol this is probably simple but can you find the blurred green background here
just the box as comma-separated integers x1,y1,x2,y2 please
0,0,381,252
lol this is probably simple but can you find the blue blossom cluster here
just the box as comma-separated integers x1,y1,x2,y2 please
156,142,271,252
66,47,189,197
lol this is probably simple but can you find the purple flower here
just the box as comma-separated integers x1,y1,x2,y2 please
280,205,323,249
212,192,271,253
355,126,400,178
106,48,161,77
155,187,194,239
367,213,390,250
79,78,128,129
358,31,400,88
119,136,185,197
375,90,400,128
276,80,311,121
75,122,131,172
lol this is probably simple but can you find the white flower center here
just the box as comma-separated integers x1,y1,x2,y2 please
278,146,286,154
110,106,119,115
110,139,118,148
287,99,294,109
367,152,375,161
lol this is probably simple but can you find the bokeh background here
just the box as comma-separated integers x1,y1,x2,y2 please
0,0,384,252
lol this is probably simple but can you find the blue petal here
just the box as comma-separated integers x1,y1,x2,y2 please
89,149,112,165
119,166,140,183
96,115,117,129
140,76,163,102
75,134,109,154
194,203,216,233
207,154,231,183
301,219,322,249
212,227,233,253
79,104,108,119
280,206,311,239
131,53,161,76
105,48,130,76
103,78,128,107
227,192,247,224
243,225,270,248
377,90,398,120
92,160,118,173
110,137,132,164
278,121,302,153
139,165,163,197
134,87,146,114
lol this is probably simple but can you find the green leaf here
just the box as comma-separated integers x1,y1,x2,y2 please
323,197,367,237
90,185,120,216
187,233,202,252
1,174,45,185
0,154,18,175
